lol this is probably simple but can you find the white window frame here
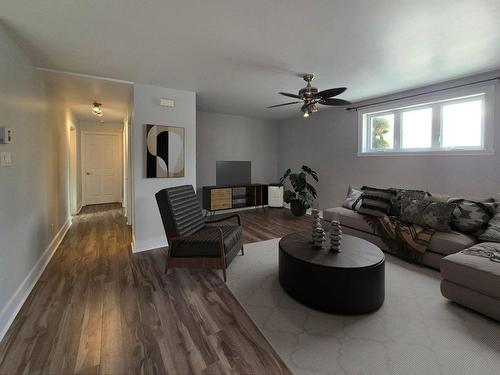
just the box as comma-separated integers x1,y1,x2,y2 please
358,83,496,156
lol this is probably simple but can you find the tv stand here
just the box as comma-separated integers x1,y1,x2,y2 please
202,184,268,214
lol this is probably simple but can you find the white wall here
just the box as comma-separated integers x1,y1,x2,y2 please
0,25,71,340
132,84,196,252
196,111,279,193
277,71,500,210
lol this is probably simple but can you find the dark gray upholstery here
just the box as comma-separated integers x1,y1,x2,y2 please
155,185,243,264
156,185,205,238
172,225,242,257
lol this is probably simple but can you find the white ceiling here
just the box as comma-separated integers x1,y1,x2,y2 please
2,0,500,119
41,70,132,123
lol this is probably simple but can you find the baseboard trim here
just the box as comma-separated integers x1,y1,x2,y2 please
0,217,72,342
76,202,83,214
132,236,166,253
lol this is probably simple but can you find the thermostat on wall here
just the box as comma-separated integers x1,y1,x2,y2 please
0,128,12,144
160,98,175,108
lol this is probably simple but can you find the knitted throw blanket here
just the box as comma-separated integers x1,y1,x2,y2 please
364,215,435,264
462,242,500,263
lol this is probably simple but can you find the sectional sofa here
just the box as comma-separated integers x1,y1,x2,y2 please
323,189,500,321
323,204,475,270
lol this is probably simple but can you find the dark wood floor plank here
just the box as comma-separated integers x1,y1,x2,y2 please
0,205,305,374
75,279,104,374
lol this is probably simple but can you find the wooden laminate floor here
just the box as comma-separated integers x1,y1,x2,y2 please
0,204,311,374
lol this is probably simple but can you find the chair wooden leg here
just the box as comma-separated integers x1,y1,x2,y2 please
222,268,227,282
164,258,169,274
241,247,244,255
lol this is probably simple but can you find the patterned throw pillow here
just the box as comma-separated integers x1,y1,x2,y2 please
478,213,500,243
358,186,397,217
390,189,428,217
448,199,495,234
342,186,363,211
400,199,457,232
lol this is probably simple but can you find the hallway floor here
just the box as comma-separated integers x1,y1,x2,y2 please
0,204,296,374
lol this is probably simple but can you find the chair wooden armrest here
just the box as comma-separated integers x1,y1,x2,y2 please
205,213,241,226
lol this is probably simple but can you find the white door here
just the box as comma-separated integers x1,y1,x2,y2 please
83,133,121,205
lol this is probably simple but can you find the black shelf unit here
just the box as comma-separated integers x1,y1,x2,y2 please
202,184,268,213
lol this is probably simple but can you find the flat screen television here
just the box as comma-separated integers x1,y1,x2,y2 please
216,161,251,186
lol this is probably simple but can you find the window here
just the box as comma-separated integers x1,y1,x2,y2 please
358,84,495,155
401,107,432,149
369,114,394,150
441,99,482,148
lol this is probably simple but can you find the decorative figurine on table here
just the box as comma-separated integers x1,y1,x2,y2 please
311,209,321,242
313,225,326,248
311,208,326,248
330,220,342,252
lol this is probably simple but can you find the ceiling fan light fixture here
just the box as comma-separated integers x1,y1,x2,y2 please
268,74,351,118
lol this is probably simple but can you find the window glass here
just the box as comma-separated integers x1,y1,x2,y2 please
442,100,482,148
370,114,394,150
401,108,432,149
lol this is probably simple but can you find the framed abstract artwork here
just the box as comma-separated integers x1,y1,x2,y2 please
146,124,185,178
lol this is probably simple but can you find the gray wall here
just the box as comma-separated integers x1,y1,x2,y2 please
196,111,279,193
278,71,500,210
0,24,70,337
132,84,196,252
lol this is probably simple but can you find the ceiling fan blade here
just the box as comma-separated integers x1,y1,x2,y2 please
316,87,347,99
267,101,301,108
279,92,301,99
320,98,351,106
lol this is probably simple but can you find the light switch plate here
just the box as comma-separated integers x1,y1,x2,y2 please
1,151,12,167
0,128,12,144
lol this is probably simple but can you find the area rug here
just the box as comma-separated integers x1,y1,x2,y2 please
227,238,500,375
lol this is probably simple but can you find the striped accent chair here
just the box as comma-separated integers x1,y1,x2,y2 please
155,185,243,281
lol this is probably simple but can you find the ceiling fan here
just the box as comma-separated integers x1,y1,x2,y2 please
267,74,351,118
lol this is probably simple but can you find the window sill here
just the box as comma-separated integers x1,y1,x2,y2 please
357,150,494,157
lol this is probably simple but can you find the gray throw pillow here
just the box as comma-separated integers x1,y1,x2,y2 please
478,213,500,243
342,186,363,211
400,199,457,232
448,199,495,234
358,186,397,217
390,189,428,217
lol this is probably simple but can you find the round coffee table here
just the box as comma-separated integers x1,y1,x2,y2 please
279,231,385,314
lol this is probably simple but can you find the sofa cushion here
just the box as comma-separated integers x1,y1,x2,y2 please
441,280,500,322
390,189,428,216
323,207,378,235
342,186,363,211
426,193,450,202
428,231,476,256
479,213,500,243
441,248,500,300
358,186,397,217
448,199,495,234
400,199,456,232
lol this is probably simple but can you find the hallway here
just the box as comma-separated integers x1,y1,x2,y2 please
0,204,289,374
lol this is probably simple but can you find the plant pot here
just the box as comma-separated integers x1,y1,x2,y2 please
290,200,306,217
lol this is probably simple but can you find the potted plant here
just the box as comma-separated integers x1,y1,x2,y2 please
280,165,319,217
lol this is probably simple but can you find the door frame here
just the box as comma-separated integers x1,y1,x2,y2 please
81,131,123,206
69,127,78,215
